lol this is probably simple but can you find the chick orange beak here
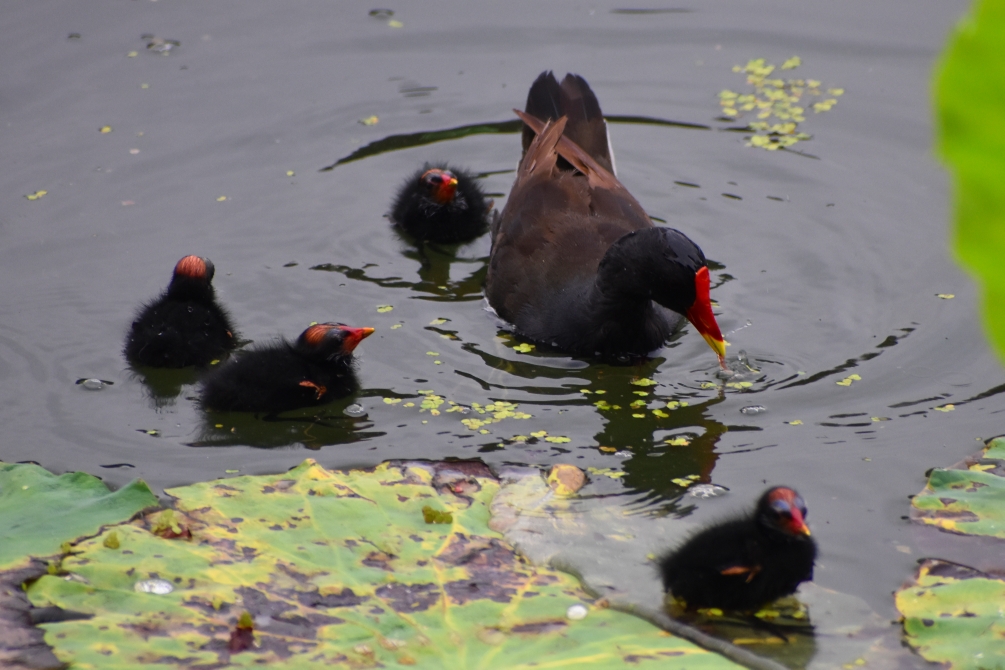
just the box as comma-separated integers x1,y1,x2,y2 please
685,266,727,366
338,326,375,353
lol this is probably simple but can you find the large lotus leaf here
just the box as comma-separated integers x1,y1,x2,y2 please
896,558,1005,668
491,467,891,670
938,0,1005,362
26,459,735,669
912,438,1005,537
0,462,158,571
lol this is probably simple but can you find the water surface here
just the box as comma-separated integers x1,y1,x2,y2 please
3,0,998,657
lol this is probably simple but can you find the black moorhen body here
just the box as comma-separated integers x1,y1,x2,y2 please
486,72,726,362
199,323,374,413
124,255,236,368
390,164,492,243
658,486,817,611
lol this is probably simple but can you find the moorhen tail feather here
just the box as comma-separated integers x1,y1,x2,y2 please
658,486,817,612
389,164,492,244
199,323,373,413
487,72,726,361
522,71,614,174
124,255,237,368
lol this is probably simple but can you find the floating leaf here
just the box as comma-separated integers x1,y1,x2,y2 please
630,378,657,387
933,404,956,412
896,559,1005,667
911,440,1005,538
99,125,112,133
286,170,295,177
937,293,955,299
26,460,723,668
216,196,227,202
512,343,535,353
780,56,801,70
787,420,803,425
547,465,586,496
377,305,393,313
0,462,157,571
24,190,48,201
544,436,571,444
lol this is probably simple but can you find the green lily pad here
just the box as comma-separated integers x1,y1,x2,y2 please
911,437,1005,538
938,0,1005,363
896,558,1005,668
27,459,735,668
0,462,158,571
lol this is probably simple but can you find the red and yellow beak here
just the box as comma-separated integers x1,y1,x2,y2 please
337,326,375,353
422,168,459,205
789,508,812,536
684,266,727,366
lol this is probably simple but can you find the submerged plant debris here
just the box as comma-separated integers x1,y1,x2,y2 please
26,459,731,668
719,58,843,151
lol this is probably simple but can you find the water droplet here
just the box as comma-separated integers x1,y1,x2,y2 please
740,405,766,415
566,604,588,620
134,579,173,595
343,404,367,418
688,484,729,498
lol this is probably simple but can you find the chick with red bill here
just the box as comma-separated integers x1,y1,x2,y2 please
124,255,237,368
199,323,374,413
658,486,816,612
389,164,493,244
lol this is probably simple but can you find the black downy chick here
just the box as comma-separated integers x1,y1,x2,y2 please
124,255,236,368
199,322,374,413
389,164,493,243
658,486,817,611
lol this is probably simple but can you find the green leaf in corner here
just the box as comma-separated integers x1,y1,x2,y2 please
938,0,1005,363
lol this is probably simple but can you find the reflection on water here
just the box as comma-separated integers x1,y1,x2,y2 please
188,393,385,449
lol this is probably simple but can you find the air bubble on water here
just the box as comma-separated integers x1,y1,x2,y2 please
688,484,729,499
740,405,766,415
77,378,107,390
343,404,367,418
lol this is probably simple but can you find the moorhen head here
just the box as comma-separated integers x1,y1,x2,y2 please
389,164,492,244
658,486,817,612
199,322,374,414
124,255,237,368
486,72,726,364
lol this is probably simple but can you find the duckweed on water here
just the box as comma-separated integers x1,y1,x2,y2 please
719,57,843,151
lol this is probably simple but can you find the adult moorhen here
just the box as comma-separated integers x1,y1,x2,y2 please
389,164,493,243
124,255,236,368
658,486,817,611
486,72,726,363
199,322,374,413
